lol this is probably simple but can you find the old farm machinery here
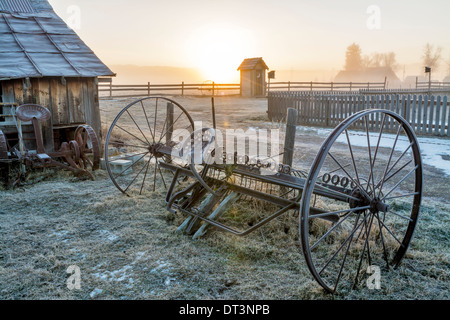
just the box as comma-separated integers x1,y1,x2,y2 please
0,103,100,185
104,96,422,294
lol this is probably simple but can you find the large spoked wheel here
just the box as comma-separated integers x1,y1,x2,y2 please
299,109,422,294
105,97,195,196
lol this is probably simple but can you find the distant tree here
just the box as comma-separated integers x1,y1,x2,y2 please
362,51,399,71
382,52,399,71
344,43,363,71
422,43,442,71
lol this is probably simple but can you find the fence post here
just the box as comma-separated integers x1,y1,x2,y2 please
212,81,215,97
182,81,184,96
350,82,352,91
288,81,291,92
109,82,112,97
282,108,298,167
148,82,151,96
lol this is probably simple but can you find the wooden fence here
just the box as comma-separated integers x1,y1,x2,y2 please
98,80,240,98
98,79,388,98
267,80,386,92
268,91,450,136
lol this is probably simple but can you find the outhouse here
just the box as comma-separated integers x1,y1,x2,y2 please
237,57,269,97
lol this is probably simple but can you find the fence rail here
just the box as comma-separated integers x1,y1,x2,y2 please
267,80,386,92
268,91,450,137
98,78,450,99
98,80,389,98
99,81,240,98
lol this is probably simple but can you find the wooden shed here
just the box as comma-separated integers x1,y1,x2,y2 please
0,0,114,153
237,57,269,97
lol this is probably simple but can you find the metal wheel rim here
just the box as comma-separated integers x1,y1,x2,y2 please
299,109,423,293
104,96,195,196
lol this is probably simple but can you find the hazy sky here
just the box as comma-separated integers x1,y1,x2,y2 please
49,0,450,82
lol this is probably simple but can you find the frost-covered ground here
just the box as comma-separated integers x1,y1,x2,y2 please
0,96,448,300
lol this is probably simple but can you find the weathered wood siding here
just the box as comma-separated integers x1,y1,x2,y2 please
0,77,101,152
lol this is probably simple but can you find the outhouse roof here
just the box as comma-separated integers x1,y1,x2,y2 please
0,0,115,79
237,57,269,71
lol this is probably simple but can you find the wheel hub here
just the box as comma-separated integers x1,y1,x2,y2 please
349,187,389,214
370,197,389,213
149,143,164,158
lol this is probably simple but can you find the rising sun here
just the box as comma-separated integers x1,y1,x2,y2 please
186,24,255,83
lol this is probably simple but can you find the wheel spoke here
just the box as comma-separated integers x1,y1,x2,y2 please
140,100,155,143
376,216,405,247
364,116,376,194
333,213,362,292
109,142,150,150
353,213,375,289
318,213,370,275
345,129,361,186
366,114,386,193
381,165,418,200
124,156,153,193
309,205,370,220
377,124,403,198
328,152,371,200
126,109,151,145
375,211,390,269
384,192,419,200
139,156,153,195
159,111,185,143
113,152,149,180
310,210,360,250
115,124,150,146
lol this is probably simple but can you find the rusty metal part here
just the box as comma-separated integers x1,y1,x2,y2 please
74,125,100,170
15,104,51,122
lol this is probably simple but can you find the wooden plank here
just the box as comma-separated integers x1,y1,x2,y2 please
49,78,69,126
33,78,54,152
405,94,411,125
389,94,395,132
13,79,24,106
411,95,417,133
67,78,85,124
434,96,441,136
375,95,380,131
283,108,298,167
417,95,423,135
422,95,429,134
428,95,435,135
441,96,447,136
83,78,102,141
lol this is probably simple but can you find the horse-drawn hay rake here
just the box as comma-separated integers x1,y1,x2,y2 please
104,96,422,294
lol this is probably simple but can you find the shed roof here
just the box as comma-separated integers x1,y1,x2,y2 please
237,57,269,71
0,0,115,79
